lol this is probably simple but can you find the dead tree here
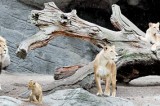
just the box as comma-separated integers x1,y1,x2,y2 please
16,2,160,93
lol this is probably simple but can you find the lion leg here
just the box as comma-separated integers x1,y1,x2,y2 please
38,94,43,104
111,63,117,97
31,95,39,104
29,93,33,102
111,74,116,97
95,75,103,96
104,76,111,96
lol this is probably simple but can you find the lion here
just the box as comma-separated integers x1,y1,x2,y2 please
0,36,10,90
139,22,160,51
27,80,43,104
0,36,10,71
94,45,118,97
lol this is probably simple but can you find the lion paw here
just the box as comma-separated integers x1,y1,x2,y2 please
96,92,103,96
103,92,110,97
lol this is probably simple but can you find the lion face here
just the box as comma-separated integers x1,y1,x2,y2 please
103,45,118,61
149,22,160,35
28,80,36,90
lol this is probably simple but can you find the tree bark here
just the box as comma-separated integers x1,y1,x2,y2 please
54,65,83,80
16,2,160,93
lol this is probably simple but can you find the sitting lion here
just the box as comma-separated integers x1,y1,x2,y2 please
0,36,10,90
0,36,10,71
139,22,160,51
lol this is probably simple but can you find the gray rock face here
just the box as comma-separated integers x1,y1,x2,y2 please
0,0,98,74
0,88,134,106
0,96,23,106
43,88,134,106
129,75,160,86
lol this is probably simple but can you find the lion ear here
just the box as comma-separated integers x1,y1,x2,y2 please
157,22,159,26
149,22,153,27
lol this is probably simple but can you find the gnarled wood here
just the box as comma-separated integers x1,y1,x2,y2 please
54,65,83,80
111,4,145,36
44,62,93,92
16,2,160,93
16,2,139,59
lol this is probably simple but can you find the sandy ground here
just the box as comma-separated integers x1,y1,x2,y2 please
1,71,160,106
0,71,54,98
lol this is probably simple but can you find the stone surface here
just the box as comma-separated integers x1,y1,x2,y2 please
43,88,134,106
0,0,98,74
129,75,160,86
0,88,134,106
0,96,23,106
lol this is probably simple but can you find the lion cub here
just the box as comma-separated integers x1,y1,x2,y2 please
94,45,118,97
28,80,43,104
139,22,160,51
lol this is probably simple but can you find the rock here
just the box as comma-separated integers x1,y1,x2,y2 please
0,88,134,106
0,96,23,106
0,0,98,74
18,0,53,9
43,88,134,106
18,0,72,10
129,75,160,86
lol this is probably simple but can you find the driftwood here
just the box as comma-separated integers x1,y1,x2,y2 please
54,65,83,80
16,2,160,93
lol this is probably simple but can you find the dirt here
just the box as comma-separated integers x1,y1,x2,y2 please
0,71,54,98
1,70,160,106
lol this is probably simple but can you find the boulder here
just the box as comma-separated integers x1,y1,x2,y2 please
43,88,134,106
0,96,23,106
129,75,160,86
0,88,134,106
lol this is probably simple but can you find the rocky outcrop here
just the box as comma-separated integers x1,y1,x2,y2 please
43,88,134,106
0,88,134,106
129,75,160,86
0,0,97,74
0,96,23,106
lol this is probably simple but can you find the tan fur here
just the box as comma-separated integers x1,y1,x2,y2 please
28,80,43,104
94,45,117,97
0,36,10,90
139,22,160,51
0,36,10,68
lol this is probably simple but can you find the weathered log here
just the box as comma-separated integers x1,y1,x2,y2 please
44,62,94,93
54,65,83,80
16,2,160,93
16,2,140,59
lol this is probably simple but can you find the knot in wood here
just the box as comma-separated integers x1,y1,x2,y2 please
89,26,100,36
60,14,70,25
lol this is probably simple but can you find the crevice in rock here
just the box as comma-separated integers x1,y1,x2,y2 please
117,60,160,83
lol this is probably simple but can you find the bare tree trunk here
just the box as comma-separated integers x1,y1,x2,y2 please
16,2,160,94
